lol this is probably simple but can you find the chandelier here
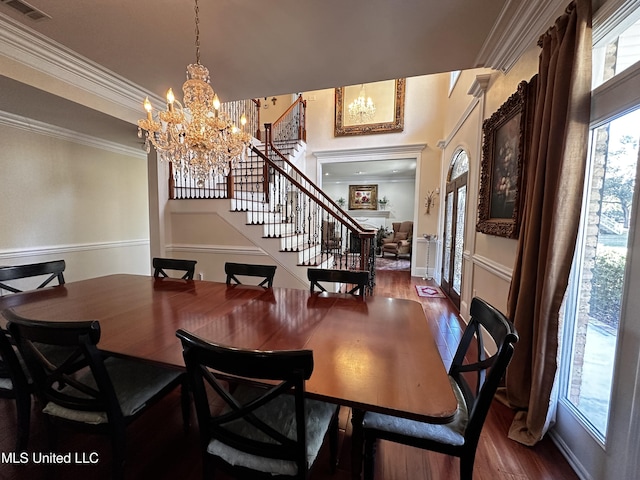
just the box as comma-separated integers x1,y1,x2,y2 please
348,84,376,124
137,0,251,187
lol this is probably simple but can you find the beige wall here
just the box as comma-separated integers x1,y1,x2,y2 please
438,46,539,316
303,74,448,275
0,123,150,286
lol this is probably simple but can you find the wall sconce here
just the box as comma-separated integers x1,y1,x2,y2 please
424,188,440,215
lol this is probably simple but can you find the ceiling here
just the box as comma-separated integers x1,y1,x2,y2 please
0,0,512,101
0,0,568,153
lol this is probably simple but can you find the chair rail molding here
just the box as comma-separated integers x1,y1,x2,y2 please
167,244,267,256
0,239,149,260
472,253,513,283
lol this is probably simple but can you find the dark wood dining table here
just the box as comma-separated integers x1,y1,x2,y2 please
0,274,457,478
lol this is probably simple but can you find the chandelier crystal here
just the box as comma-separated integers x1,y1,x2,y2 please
137,0,251,187
348,84,376,124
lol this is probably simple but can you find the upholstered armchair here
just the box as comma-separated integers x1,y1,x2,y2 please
321,220,342,253
381,221,413,259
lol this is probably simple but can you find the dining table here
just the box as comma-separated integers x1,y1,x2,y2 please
0,274,457,478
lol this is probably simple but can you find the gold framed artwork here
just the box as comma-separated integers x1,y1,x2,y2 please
476,79,535,239
335,79,405,136
348,185,378,210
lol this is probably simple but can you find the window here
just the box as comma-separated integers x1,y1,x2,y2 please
562,109,639,440
593,6,640,88
449,71,461,96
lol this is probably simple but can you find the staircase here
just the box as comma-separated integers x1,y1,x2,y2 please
169,97,376,291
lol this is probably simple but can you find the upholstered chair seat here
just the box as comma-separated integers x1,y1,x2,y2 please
206,384,338,476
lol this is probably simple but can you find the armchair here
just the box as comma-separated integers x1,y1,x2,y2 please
321,220,342,254
381,221,413,259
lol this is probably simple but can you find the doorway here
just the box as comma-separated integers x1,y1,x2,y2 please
441,149,468,309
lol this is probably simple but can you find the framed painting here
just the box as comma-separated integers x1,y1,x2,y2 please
335,79,405,136
477,79,534,239
348,185,378,210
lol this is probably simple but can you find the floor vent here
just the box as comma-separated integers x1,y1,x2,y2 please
1,0,51,21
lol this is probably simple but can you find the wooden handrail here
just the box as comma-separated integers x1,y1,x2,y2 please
169,95,376,290
264,123,369,235
261,123,375,275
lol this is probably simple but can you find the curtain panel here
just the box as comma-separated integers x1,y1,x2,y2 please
505,0,592,446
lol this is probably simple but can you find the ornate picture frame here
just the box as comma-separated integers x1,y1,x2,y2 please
476,80,534,239
348,185,378,210
335,79,405,136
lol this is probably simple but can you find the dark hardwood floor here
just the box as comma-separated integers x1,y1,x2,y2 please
0,269,578,479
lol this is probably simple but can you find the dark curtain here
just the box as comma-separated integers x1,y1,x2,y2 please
505,0,592,446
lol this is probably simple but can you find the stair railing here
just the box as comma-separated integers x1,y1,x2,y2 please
217,98,261,141
232,142,375,291
271,94,306,143
169,96,376,291
260,123,376,289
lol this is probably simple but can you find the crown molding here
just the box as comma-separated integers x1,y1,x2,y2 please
0,12,162,120
476,0,567,73
324,175,416,184
0,109,146,158
593,0,640,45
313,144,427,161
467,74,492,98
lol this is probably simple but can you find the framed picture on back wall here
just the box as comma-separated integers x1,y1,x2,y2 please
348,185,378,210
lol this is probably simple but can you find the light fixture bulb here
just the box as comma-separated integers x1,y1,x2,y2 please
166,88,175,104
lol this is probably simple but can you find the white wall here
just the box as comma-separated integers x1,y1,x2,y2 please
0,120,150,288
322,179,415,230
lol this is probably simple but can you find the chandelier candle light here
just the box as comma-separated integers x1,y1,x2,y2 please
348,84,376,124
137,0,251,187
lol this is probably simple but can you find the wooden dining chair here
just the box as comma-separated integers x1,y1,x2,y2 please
0,326,32,452
307,268,369,297
361,297,519,480
0,259,66,293
176,328,339,479
0,260,66,451
4,309,190,480
152,257,197,280
224,262,277,288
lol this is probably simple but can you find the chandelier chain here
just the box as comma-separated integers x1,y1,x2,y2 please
194,0,200,64
136,0,251,188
